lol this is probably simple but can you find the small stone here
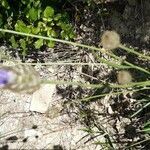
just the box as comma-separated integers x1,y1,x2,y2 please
22,138,28,143
0,145,9,150
107,105,114,114
6,136,18,142
30,84,56,113
32,125,38,129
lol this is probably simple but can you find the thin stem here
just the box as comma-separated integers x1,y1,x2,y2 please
124,138,150,149
93,51,131,69
119,44,150,61
0,29,103,52
111,81,150,88
131,101,150,117
106,51,150,75
79,87,150,102
0,62,129,66
41,80,104,88
0,29,149,74
42,79,150,89
124,61,150,75
0,29,131,69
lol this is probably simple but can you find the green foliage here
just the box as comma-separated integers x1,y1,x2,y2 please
143,121,150,134
0,0,75,55
44,6,54,18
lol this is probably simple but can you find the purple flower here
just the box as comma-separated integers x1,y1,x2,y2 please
0,65,40,93
0,68,16,87
0,69,9,86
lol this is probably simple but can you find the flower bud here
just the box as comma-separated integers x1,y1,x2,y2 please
0,65,41,93
101,30,120,50
117,70,132,85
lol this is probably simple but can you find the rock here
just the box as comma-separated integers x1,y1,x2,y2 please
30,84,56,113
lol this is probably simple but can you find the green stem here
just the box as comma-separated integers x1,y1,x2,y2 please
80,87,150,102
106,51,150,75
124,61,150,75
42,80,150,89
93,51,131,69
0,29,103,52
0,29,149,74
124,138,150,149
111,80,150,88
119,44,150,61
131,101,150,117
42,80,104,88
0,62,131,67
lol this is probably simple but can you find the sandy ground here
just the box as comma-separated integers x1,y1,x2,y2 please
0,86,104,150
1,1,150,149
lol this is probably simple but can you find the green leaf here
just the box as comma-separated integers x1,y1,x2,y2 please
62,24,71,31
31,27,40,34
0,32,3,38
143,121,150,133
43,17,53,22
38,21,46,28
47,40,55,48
27,7,38,21
19,39,26,50
34,39,43,49
33,0,41,7
0,14,3,27
69,31,76,39
44,6,54,18
21,0,28,5
51,30,57,37
47,29,57,37
1,0,10,9
60,30,65,39
61,30,69,40
15,20,31,33
37,9,42,19
54,13,62,21
22,49,27,58
10,36,19,48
